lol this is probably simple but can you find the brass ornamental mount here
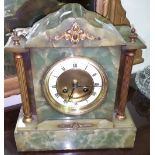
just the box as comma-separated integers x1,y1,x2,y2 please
54,22,99,44
58,122,95,129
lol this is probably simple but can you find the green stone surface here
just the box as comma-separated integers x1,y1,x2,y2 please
10,4,137,151
15,108,136,151
30,47,121,123
25,12,125,47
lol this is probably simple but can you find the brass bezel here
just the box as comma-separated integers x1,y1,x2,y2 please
42,56,108,115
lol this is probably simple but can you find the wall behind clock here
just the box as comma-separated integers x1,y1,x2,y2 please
122,0,150,73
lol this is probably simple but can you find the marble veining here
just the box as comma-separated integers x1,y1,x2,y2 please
15,108,136,151
13,4,138,151
30,47,121,123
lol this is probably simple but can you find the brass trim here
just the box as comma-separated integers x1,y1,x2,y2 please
42,56,108,115
58,122,95,129
115,113,126,120
14,53,32,123
54,22,99,44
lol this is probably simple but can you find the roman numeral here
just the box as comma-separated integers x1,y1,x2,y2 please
94,83,99,86
55,93,59,98
52,75,58,78
92,73,97,77
63,100,67,104
85,65,88,70
52,85,56,88
74,102,78,106
73,63,77,68
61,67,65,71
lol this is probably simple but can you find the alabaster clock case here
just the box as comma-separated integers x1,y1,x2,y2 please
26,18,123,122
5,3,146,151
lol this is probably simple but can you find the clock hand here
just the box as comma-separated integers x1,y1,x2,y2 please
68,87,75,102
77,84,102,88
76,84,102,93
68,79,78,101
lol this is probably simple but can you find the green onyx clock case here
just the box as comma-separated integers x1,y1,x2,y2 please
5,3,146,151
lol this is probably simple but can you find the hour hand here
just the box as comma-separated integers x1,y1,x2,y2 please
68,88,75,102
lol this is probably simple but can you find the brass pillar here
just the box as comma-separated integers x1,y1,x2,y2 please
116,50,135,120
14,53,32,123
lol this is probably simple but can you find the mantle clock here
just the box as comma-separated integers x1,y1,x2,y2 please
5,4,146,151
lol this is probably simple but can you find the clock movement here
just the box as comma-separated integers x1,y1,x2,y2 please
5,3,146,151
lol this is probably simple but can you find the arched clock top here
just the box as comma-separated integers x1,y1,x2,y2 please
4,3,146,52
25,17,126,47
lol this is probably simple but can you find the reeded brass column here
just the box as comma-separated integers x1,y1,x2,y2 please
14,53,32,123
116,50,135,120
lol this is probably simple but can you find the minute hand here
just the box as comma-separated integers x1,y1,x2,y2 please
77,84,102,87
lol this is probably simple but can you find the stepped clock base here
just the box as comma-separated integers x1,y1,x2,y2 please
15,108,136,151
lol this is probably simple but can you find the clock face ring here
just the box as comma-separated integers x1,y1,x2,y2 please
42,56,108,115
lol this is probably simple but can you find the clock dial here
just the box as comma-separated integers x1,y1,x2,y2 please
42,57,108,115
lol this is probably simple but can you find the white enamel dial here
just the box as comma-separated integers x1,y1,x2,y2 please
43,57,108,115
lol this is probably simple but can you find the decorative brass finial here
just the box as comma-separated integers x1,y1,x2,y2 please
10,29,28,45
54,22,99,44
129,27,138,43
11,30,21,45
